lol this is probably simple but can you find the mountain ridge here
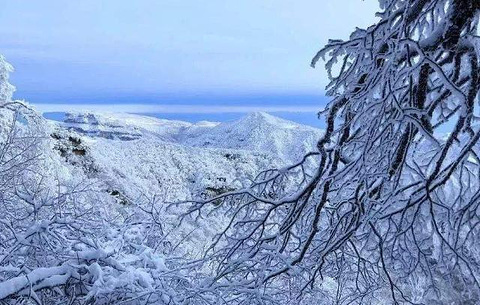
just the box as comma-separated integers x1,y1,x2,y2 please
57,111,323,160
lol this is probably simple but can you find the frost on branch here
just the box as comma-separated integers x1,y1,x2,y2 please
0,58,210,304
0,55,14,105
187,1,480,304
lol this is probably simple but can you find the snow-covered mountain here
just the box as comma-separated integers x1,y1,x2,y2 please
50,111,322,205
60,112,322,160
179,112,322,162
44,111,322,257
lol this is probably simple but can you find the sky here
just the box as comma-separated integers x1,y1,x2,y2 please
0,0,379,118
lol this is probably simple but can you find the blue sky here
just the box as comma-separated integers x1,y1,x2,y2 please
0,0,378,118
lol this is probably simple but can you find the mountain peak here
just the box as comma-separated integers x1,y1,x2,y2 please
236,111,308,130
244,111,277,122
179,111,323,162
245,111,272,118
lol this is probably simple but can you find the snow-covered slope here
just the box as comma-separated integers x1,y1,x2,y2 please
47,111,322,256
59,111,322,164
51,111,323,202
88,136,274,202
179,112,322,162
62,112,196,141
51,111,323,203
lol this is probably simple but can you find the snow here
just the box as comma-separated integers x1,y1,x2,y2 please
0,98,327,303
0,265,70,299
60,111,323,163
45,111,323,257
53,111,322,205
179,112,323,162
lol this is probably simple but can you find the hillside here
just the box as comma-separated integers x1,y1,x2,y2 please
51,111,322,200
45,111,323,253
59,111,322,164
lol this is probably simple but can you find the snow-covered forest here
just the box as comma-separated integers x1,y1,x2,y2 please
1,0,480,304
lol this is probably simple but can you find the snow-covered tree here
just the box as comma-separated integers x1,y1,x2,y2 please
0,57,208,304
187,0,480,303
0,55,15,106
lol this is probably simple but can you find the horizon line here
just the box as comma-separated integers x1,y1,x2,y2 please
32,103,323,114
